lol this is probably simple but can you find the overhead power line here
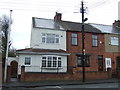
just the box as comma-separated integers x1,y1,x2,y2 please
0,1,76,8
88,0,115,9
0,0,79,13
0,0,119,13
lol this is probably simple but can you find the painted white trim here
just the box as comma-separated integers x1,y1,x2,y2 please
17,51,70,56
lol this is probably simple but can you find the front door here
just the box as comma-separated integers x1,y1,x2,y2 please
116,56,120,69
116,56,120,78
10,61,18,78
98,55,103,71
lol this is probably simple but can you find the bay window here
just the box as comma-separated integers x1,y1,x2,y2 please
42,56,62,68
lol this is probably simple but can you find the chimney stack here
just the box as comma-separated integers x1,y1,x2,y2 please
54,12,62,21
113,20,120,27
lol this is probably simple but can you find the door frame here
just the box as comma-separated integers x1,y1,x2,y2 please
10,61,18,78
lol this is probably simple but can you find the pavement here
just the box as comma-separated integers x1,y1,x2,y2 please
2,78,119,88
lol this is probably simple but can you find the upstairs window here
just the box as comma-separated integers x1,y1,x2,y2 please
72,33,78,45
110,37,119,45
25,57,31,65
42,33,59,44
92,35,98,47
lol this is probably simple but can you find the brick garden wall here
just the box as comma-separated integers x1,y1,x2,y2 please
21,66,112,81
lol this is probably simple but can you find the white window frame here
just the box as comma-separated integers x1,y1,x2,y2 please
92,35,98,47
24,57,31,66
110,37,119,45
42,33,59,44
41,55,62,68
72,33,78,45
105,58,112,71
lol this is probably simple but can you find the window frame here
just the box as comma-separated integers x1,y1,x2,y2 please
42,56,47,67
110,37,119,46
24,57,31,66
42,33,59,44
71,33,78,46
77,56,90,67
92,35,98,47
41,56,62,68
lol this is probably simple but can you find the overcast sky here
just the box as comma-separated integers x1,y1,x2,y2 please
0,0,120,49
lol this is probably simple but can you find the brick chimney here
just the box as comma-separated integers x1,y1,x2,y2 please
113,20,120,27
54,12,62,21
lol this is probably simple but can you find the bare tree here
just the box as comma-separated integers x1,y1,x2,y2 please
1,15,15,68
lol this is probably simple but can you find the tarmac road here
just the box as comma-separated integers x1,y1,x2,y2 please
2,82,119,90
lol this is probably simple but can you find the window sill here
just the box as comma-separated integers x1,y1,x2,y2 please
24,65,31,67
77,65,90,67
41,67,63,70
92,46,98,47
72,45,78,46
41,43,60,45
110,44,119,46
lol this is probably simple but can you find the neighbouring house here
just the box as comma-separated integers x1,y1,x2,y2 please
59,21,105,73
7,13,119,81
91,23,120,77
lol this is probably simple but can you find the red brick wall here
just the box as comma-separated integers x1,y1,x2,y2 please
20,64,112,81
67,32,105,72
21,66,25,81
21,71,111,81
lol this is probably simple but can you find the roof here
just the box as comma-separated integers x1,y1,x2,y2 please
17,48,70,56
90,23,120,34
32,17,120,34
33,17,65,30
33,17,102,33
58,21,102,33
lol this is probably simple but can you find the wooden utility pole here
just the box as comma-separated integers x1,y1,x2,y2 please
81,1,88,82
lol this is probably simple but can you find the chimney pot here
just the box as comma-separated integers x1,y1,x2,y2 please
113,20,120,27
54,12,62,21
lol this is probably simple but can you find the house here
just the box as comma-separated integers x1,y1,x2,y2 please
16,13,70,80
6,13,119,81
91,23,120,77
58,21,105,72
